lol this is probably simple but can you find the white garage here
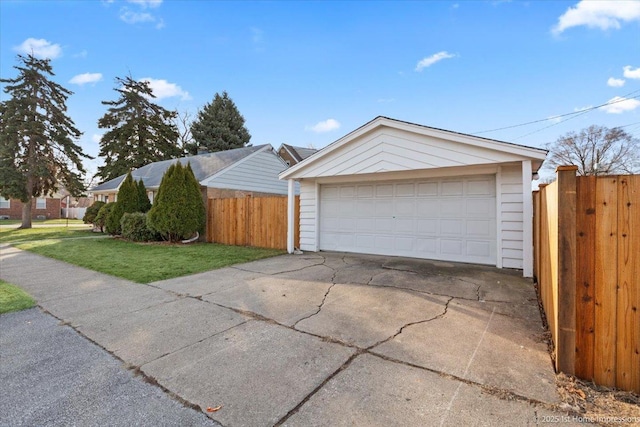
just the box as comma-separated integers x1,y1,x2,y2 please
281,117,547,277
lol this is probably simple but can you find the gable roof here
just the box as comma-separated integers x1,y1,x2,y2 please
91,145,267,193
279,144,318,162
280,116,548,180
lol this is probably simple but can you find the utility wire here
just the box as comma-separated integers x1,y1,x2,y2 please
471,89,640,135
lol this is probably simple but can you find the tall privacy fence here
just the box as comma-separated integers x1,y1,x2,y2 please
533,166,639,393
206,195,300,250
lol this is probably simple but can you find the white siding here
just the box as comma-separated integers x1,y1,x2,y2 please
296,127,528,179
499,164,524,269
207,150,296,195
299,180,317,251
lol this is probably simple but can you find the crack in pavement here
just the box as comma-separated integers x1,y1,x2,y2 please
291,255,339,329
366,296,454,351
230,258,326,276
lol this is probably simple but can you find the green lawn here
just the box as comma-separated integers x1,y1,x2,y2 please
0,226,97,244
16,238,283,283
0,280,36,314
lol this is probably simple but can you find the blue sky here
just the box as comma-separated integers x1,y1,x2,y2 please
1,0,639,179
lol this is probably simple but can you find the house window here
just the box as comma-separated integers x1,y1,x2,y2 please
0,197,9,209
36,197,46,209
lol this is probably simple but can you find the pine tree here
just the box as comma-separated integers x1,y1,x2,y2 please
0,55,90,229
106,172,138,235
147,162,205,242
190,91,251,153
97,76,181,182
137,179,151,213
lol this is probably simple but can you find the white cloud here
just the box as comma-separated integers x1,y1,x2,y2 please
127,0,162,8
600,96,640,114
69,73,103,86
140,78,191,100
91,134,102,144
552,0,640,34
73,50,88,58
547,115,563,124
120,8,155,24
14,38,62,59
415,51,456,71
607,77,625,87
623,65,640,79
574,105,593,112
306,119,341,133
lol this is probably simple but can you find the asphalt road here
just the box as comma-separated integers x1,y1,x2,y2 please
0,308,219,427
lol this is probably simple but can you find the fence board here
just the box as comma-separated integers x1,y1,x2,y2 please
575,176,596,379
616,176,639,391
207,196,299,250
593,177,618,387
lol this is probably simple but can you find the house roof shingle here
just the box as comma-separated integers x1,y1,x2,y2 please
90,145,266,193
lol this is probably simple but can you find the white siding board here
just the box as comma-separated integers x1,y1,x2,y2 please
296,128,527,179
498,164,524,270
207,151,294,195
299,181,317,251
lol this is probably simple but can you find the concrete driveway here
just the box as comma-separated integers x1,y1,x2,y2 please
0,246,566,426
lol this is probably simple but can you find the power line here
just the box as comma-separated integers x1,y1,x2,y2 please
471,89,640,135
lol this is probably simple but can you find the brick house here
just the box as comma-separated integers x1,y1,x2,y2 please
0,196,62,220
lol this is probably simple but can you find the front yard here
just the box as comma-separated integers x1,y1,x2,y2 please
1,226,283,283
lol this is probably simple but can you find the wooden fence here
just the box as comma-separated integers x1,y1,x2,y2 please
206,196,300,250
534,166,639,393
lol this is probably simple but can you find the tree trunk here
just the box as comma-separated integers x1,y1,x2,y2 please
20,197,33,229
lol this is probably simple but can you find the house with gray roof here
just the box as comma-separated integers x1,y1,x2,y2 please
277,144,318,166
90,144,295,203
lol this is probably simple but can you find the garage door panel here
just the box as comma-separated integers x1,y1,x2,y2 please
417,182,438,196
320,176,496,265
417,219,438,234
441,199,465,215
441,239,464,255
441,181,464,196
395,183,415,197
440,219,464,235
467,240,492,257
466,219,493,237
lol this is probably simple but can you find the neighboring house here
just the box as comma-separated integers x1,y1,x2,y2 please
0,196,61,220
89,144,295,203
280,116,547,278
277,144,318,166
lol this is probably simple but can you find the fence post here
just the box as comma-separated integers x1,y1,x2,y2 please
556,165,578,375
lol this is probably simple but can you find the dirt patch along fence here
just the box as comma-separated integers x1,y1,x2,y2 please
534,166,639,393
206,195,300,250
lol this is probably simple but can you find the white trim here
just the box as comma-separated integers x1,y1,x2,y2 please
495,166,503,269
281,117,547,180
200,144,274,185
281,144,301,163
522,160,533,277
314,180,320,252
287,179,295,253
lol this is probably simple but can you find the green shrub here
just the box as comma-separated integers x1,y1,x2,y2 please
147,162,205,242
120,212,158,242
137,180,152,213
83,201,105,227
95,202,115,234
105,202,124,235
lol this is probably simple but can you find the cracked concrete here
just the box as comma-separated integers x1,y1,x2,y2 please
1,246,568,426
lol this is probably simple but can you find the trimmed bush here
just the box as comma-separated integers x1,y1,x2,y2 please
137,180,152,213
95,202,115,234
83,201,106,228
147,162,205,242
121,212,158,242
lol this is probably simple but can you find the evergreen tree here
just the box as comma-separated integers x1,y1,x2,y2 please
105,172,138,235
0,54,90,229
97,76,181,182
147,162,205,242
190,91,251,153
137,179,152,213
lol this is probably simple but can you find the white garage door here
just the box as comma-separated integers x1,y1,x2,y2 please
319,176,497,265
